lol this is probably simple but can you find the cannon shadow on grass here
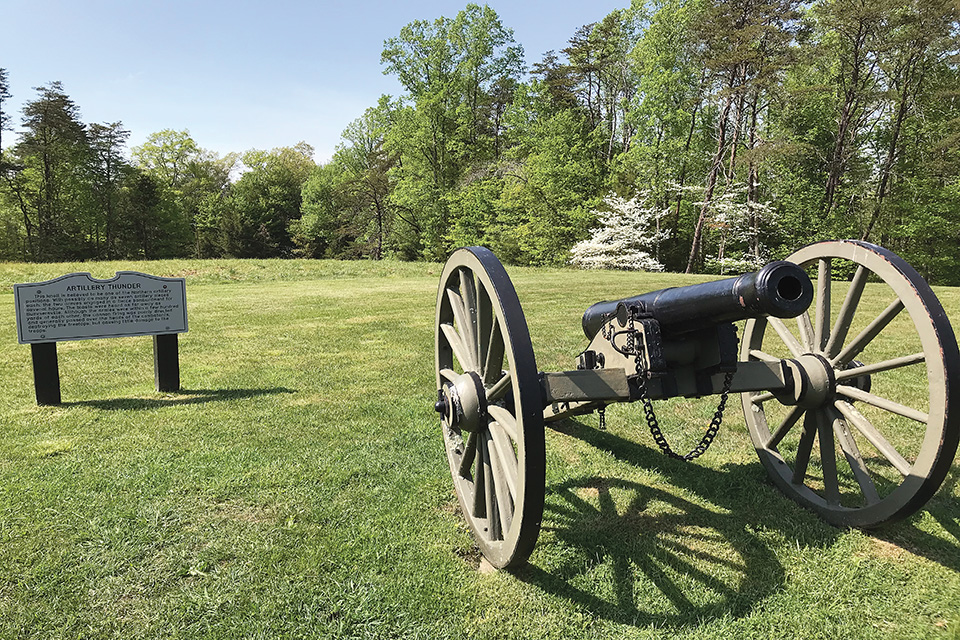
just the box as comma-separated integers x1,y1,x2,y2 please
515,417,841,629
61,387,297,410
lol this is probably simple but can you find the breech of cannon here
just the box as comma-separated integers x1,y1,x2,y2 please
581,261,814,338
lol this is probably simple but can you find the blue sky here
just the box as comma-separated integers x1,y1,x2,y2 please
1,0,629,162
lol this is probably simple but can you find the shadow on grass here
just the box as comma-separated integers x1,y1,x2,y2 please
876,472,960,571
514,417,841,628
63,387,297,410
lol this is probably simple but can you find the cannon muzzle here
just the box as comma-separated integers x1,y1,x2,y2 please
581,261,813,338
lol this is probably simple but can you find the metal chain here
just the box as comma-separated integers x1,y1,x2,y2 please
603,316,735,461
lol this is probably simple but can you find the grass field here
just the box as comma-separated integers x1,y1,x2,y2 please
1,257,958,639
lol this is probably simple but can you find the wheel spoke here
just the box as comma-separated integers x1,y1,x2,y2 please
477,283,495,379
459,269,481,366
825,265,869,359
792,410,818,484
766,405,804,449
489,423,519,499
817,410,840,505
485,431,514,534
473,435,488,518
740,240,957,529
440,323,473,372
482,434,499,539
749,349,781,363
446,288,478,371
486,372,512,403
831,298,905,367
458,432,477,479
797,312,815,351
483,320,506,386
768,317,804,358
439,368,458,383
751,391,776,405
834,352,925,381
814,258,831,351
835,386,929,424
830,408,880,506
834,400,911,477
488,405,520,442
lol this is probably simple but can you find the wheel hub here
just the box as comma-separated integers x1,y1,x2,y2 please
839,360,872,395
436,372,487,432
775,353,837,409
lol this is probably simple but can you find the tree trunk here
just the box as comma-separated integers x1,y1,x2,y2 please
726,71,746,182
371,188,386,260
686,84,736,274
822,18,876,219
747,88,761,259
3,172,36,259
862,61,918,241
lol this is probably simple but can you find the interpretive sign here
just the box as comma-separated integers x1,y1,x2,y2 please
13,272,188,405
14,272,187,344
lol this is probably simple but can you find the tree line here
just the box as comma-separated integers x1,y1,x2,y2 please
1,0,959,282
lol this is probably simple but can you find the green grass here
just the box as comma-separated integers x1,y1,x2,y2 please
0,258,958,639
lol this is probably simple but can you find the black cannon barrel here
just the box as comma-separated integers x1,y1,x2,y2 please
581,261,813,338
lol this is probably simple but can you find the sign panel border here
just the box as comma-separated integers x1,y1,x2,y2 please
14,271,188,345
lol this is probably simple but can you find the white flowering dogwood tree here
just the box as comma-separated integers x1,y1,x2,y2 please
701,184,775,274
570,193,671,271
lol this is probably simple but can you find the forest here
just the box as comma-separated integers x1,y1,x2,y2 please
0,0,958,281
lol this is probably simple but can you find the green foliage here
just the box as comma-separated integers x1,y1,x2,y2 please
380,3,526,261
0,67,12,152
223,143,315,258
443,173,503,249
293,163,348,259
117,171,190,259
1,1,959,279
132,129,235,258
498,106,606,265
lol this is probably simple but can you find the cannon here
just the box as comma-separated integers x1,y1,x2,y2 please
434,240,960,569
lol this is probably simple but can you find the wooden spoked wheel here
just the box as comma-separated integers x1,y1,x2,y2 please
434,247,545,568
741,240,960,527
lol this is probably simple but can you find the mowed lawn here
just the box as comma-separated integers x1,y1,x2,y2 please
0,258,958,639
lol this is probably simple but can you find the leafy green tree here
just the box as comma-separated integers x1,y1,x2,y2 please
88,122,132,258
684,0,800,272
450,4,525,156
767,0,960,266
182,152,235,257
7,82,92,260
296,102,401,260
132,129,233,257
618,0,707,270
497,98,605,265
117,171,185,259
381,3,524,259
131,129,201,188
292,162,348,258
860,0,960,241
0,68,11,157
529,51,581,114
810,0,891,220
0,68,20,258
224,143,315,257
444,171,504,250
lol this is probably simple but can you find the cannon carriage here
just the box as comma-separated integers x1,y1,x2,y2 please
433,240,960,569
